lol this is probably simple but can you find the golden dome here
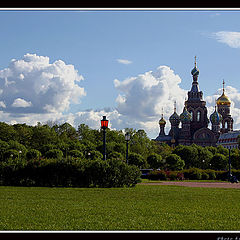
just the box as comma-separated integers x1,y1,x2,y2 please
216,93,231,106
159,115,166,125
216,79,231,106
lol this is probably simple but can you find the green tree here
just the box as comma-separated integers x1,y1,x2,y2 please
8,140,27,158
0,140,9,161
77,124,97,143
230,153,240,169
31,124,58,150
191,144,213,169
130,129,154,160
173,145,198,168
57,123,78,141
216,145,229,157
154,142,173,161
108,152,124,161
13,123,33,147
128,153,148,168
210,153,228,170
147,153,163,169
0,122,17,142
166,154,185,170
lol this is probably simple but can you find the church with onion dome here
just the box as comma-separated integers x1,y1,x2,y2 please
155,57,234,147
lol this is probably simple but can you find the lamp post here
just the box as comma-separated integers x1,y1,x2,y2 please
125,132,130,164
101,116,109,160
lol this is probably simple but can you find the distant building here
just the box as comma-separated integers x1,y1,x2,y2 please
155,57,234,147
216,130,240,149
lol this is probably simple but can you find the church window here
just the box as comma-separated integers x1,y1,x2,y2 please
197,111,201,122
189,111,193,121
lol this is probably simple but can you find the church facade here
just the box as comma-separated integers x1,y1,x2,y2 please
155,57,233,147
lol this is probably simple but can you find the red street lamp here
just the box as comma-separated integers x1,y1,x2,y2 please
101,116,109,160
101,116,109,129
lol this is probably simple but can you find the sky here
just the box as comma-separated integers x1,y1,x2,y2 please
0,9,240,139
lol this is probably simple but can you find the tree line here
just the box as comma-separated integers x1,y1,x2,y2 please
0,121,239,172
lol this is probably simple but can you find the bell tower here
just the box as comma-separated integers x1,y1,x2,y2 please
185,57,209,136
216,80,233,133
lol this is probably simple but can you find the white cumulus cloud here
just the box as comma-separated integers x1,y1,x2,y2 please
12,98,32,108
0,53,86,114
114,65,187,122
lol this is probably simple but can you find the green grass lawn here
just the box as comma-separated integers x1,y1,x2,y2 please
0,184,240,231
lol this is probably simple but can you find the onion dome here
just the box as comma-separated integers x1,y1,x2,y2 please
216,80,231,106
191,56,200,77
169,101,180,126
210,106,222,125
159,114,166,126
169,111,180,125
216,93,231,106
180,107,192,123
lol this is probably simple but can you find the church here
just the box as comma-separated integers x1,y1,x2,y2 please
155,57,233,147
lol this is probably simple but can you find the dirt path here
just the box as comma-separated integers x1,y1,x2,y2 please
139,181,240,189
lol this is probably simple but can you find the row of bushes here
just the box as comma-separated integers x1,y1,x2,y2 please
0,158,141,188
145,168,240,181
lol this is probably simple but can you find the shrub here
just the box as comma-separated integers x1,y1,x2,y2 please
205,169,216,180
3,149,20,160
201,171,209,180
147,170,167,180
0,158,141,188
26,149,41,160
45,149,63,159
68,150,84,159
215,170,228,181
86,150,103,161
182,168,202,180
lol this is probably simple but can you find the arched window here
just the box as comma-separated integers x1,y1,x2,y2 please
189,111,193,121
197,111,201,122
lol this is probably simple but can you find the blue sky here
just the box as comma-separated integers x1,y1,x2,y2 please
0,9,240,138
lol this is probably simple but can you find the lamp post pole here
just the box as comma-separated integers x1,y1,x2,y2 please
103,128,106,160
101,116,109,161
125,132,130,164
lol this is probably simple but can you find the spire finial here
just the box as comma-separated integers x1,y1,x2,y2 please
174,101,176,112
194,56,197,67
161,107,164,118
223,79,225,93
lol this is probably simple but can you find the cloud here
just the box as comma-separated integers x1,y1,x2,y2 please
12,98,32,108
114,65,187,122
212,31,240,48
0,53,86,115
116,59,132,65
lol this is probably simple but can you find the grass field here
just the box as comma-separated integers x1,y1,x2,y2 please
0,184,240,231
